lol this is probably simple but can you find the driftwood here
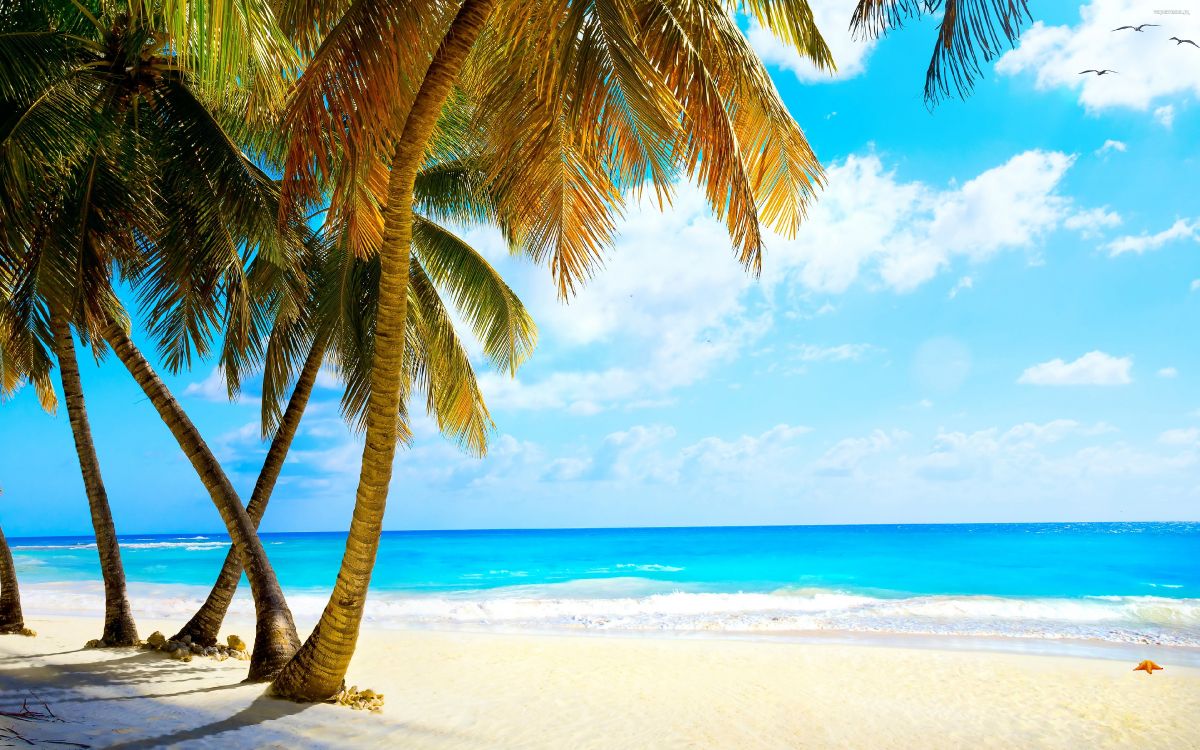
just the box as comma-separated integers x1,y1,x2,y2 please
0,694,90,748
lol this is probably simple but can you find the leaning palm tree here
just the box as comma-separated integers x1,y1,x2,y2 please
849,0,1032,106
269,0,832,700
0,521,30,636
169,180,536,646
0,488,34,636
0,0,305,675
0,328,53,637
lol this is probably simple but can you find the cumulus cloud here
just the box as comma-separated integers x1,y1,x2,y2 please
815,429,907,477
1106,218,1198,256
182,367,244,403
747,0,876,82
1158,367,1179,379
464,146,1098,416
996,0,1200,114
470,184,768,414
763,150,1079,294
1154,104,1176,128
1064,207,1122,239
1018,351,1132,386
1095,139,1126,156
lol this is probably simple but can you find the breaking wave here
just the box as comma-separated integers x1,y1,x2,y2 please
20,579,1200,648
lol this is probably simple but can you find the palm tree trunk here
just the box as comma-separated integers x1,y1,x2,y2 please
100,321,300,680
270,0,499,702
0,522,30,635
50,312,139,647
172,339,326,646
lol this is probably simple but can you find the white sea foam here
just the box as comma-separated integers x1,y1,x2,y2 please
15,540,229,552
20,580,1200,648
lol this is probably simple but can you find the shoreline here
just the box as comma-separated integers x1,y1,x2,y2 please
16,601,1200,669
1,615,1198,748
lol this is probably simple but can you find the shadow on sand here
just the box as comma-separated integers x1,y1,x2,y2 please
103,693,314,749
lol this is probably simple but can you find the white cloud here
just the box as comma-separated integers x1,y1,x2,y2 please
1154,104,1176,128
183,367,241,403
1018,351,1133,386
747,0,876,82
792,343,875,362
1191,279,1200,292
680,424,812,477
1106,218,1198,256
1159,427,1199,447
815,429,907,476
996,0,1200,114
1158,367,1179,379
763,150,1078,294
1064,207,1122,239
469,148,1094,416
1095,139,1127,155
471,185,769,414
948,276,974,299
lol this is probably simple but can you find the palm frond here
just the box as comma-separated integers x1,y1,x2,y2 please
850,0,1031,106
408,257,493,457
725,0,834,70
412,216,537,374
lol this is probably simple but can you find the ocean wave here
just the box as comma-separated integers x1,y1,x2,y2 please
14,540,230,552
20,581,1200,648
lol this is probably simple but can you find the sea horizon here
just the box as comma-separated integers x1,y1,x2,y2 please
13,521,1199,651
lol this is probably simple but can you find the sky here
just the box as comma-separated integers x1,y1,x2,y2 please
1,0,1198,536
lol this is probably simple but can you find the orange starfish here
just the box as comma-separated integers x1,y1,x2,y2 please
1133,660,1163,675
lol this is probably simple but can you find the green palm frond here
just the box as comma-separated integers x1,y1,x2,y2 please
412,216,537,375
408,257,493,457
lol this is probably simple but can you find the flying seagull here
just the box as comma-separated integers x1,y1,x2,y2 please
1113,23,1159,31
1169,36,1199,48
1079,69,1119,75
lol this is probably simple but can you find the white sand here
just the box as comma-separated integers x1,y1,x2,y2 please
0,616,1197,749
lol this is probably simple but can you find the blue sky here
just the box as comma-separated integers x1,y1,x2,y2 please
2,0,1198,536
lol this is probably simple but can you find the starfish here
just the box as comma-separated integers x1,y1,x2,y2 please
1133,660,1163,674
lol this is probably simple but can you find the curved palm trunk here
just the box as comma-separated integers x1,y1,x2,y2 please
0,523,29,634
172,339,326,646
50,313,139,646
270,0,499,702
100,322,300,680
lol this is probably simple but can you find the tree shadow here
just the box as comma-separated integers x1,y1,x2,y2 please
0,650,230,706
71,681,245,703
104,692,313,749
0,648,85,661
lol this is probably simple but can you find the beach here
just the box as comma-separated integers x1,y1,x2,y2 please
1,615,1197,749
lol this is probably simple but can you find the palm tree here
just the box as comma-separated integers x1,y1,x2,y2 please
0,521,31,637
0,490,34,636
0,0,305,677
50,314,140,645
270,0,832,700
170,180,536,646
849,0,1032,106
0,331,54,638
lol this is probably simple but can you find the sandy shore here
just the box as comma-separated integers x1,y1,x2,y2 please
0,616,1197,749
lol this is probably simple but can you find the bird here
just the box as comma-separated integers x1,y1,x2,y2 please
1169,36,1199,48
1133,660,1163,675
1079,69,1119,75
1112,23,1159,31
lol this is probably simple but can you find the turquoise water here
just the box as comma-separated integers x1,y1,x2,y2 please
11,523,1200,645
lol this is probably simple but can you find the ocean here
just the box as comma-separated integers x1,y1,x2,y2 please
10,522,1200,648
